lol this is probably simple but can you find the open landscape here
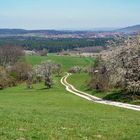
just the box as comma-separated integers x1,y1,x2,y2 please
0,0,140,140
0,54,140,140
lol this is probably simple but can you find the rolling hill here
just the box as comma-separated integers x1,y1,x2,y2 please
117,25,140,33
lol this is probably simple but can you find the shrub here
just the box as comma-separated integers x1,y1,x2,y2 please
0,66,16,89
88,58,110,90
53,64,63,76
69,66,82,73
89,35,140,94
11,61,33,81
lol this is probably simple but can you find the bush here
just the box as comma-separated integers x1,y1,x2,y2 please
69,66,82,73
88,59,110,90
10,61,33,81
89,35,140,94
0,66,17,89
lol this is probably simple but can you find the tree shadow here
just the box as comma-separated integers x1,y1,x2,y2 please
36,87,50,91
103,90,140,103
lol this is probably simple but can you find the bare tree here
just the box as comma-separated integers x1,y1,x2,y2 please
11,61,33,81
0,45,24,67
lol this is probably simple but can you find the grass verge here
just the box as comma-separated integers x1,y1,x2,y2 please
67,73,140,105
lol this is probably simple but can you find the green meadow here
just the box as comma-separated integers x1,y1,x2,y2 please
26,54,94,70
0,55,140,140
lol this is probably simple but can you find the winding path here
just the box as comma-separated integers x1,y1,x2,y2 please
61,73,140,111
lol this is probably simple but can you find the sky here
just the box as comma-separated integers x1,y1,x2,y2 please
0,0,140,30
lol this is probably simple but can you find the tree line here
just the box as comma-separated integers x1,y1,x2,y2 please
0,37,112,52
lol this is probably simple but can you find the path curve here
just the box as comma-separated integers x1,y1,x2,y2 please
61,73,140,111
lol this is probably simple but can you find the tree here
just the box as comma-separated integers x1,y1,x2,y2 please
0,66,7,89
34,65,44,83
0,66,16,89
34,60,62,88
38,49,48,56
0,45,24,67
10,61,33,81
89,35,140,95
26,72,34,89
69,66,82,73
40,60,55,89
53,64,62,76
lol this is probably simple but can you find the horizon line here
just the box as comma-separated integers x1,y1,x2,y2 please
0,24,139,31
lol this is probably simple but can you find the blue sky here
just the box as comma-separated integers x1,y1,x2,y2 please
0,0,140,30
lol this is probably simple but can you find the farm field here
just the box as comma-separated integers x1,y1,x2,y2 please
0,55,140,140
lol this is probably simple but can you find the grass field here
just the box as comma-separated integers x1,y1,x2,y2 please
0,55,140,140
26,54,94,71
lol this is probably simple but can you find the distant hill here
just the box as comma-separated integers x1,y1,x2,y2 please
0,29,27,34
0,25,140,36
117,25,140,33
0,29,88,35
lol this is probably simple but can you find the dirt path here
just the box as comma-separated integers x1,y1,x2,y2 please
61,73,140,111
